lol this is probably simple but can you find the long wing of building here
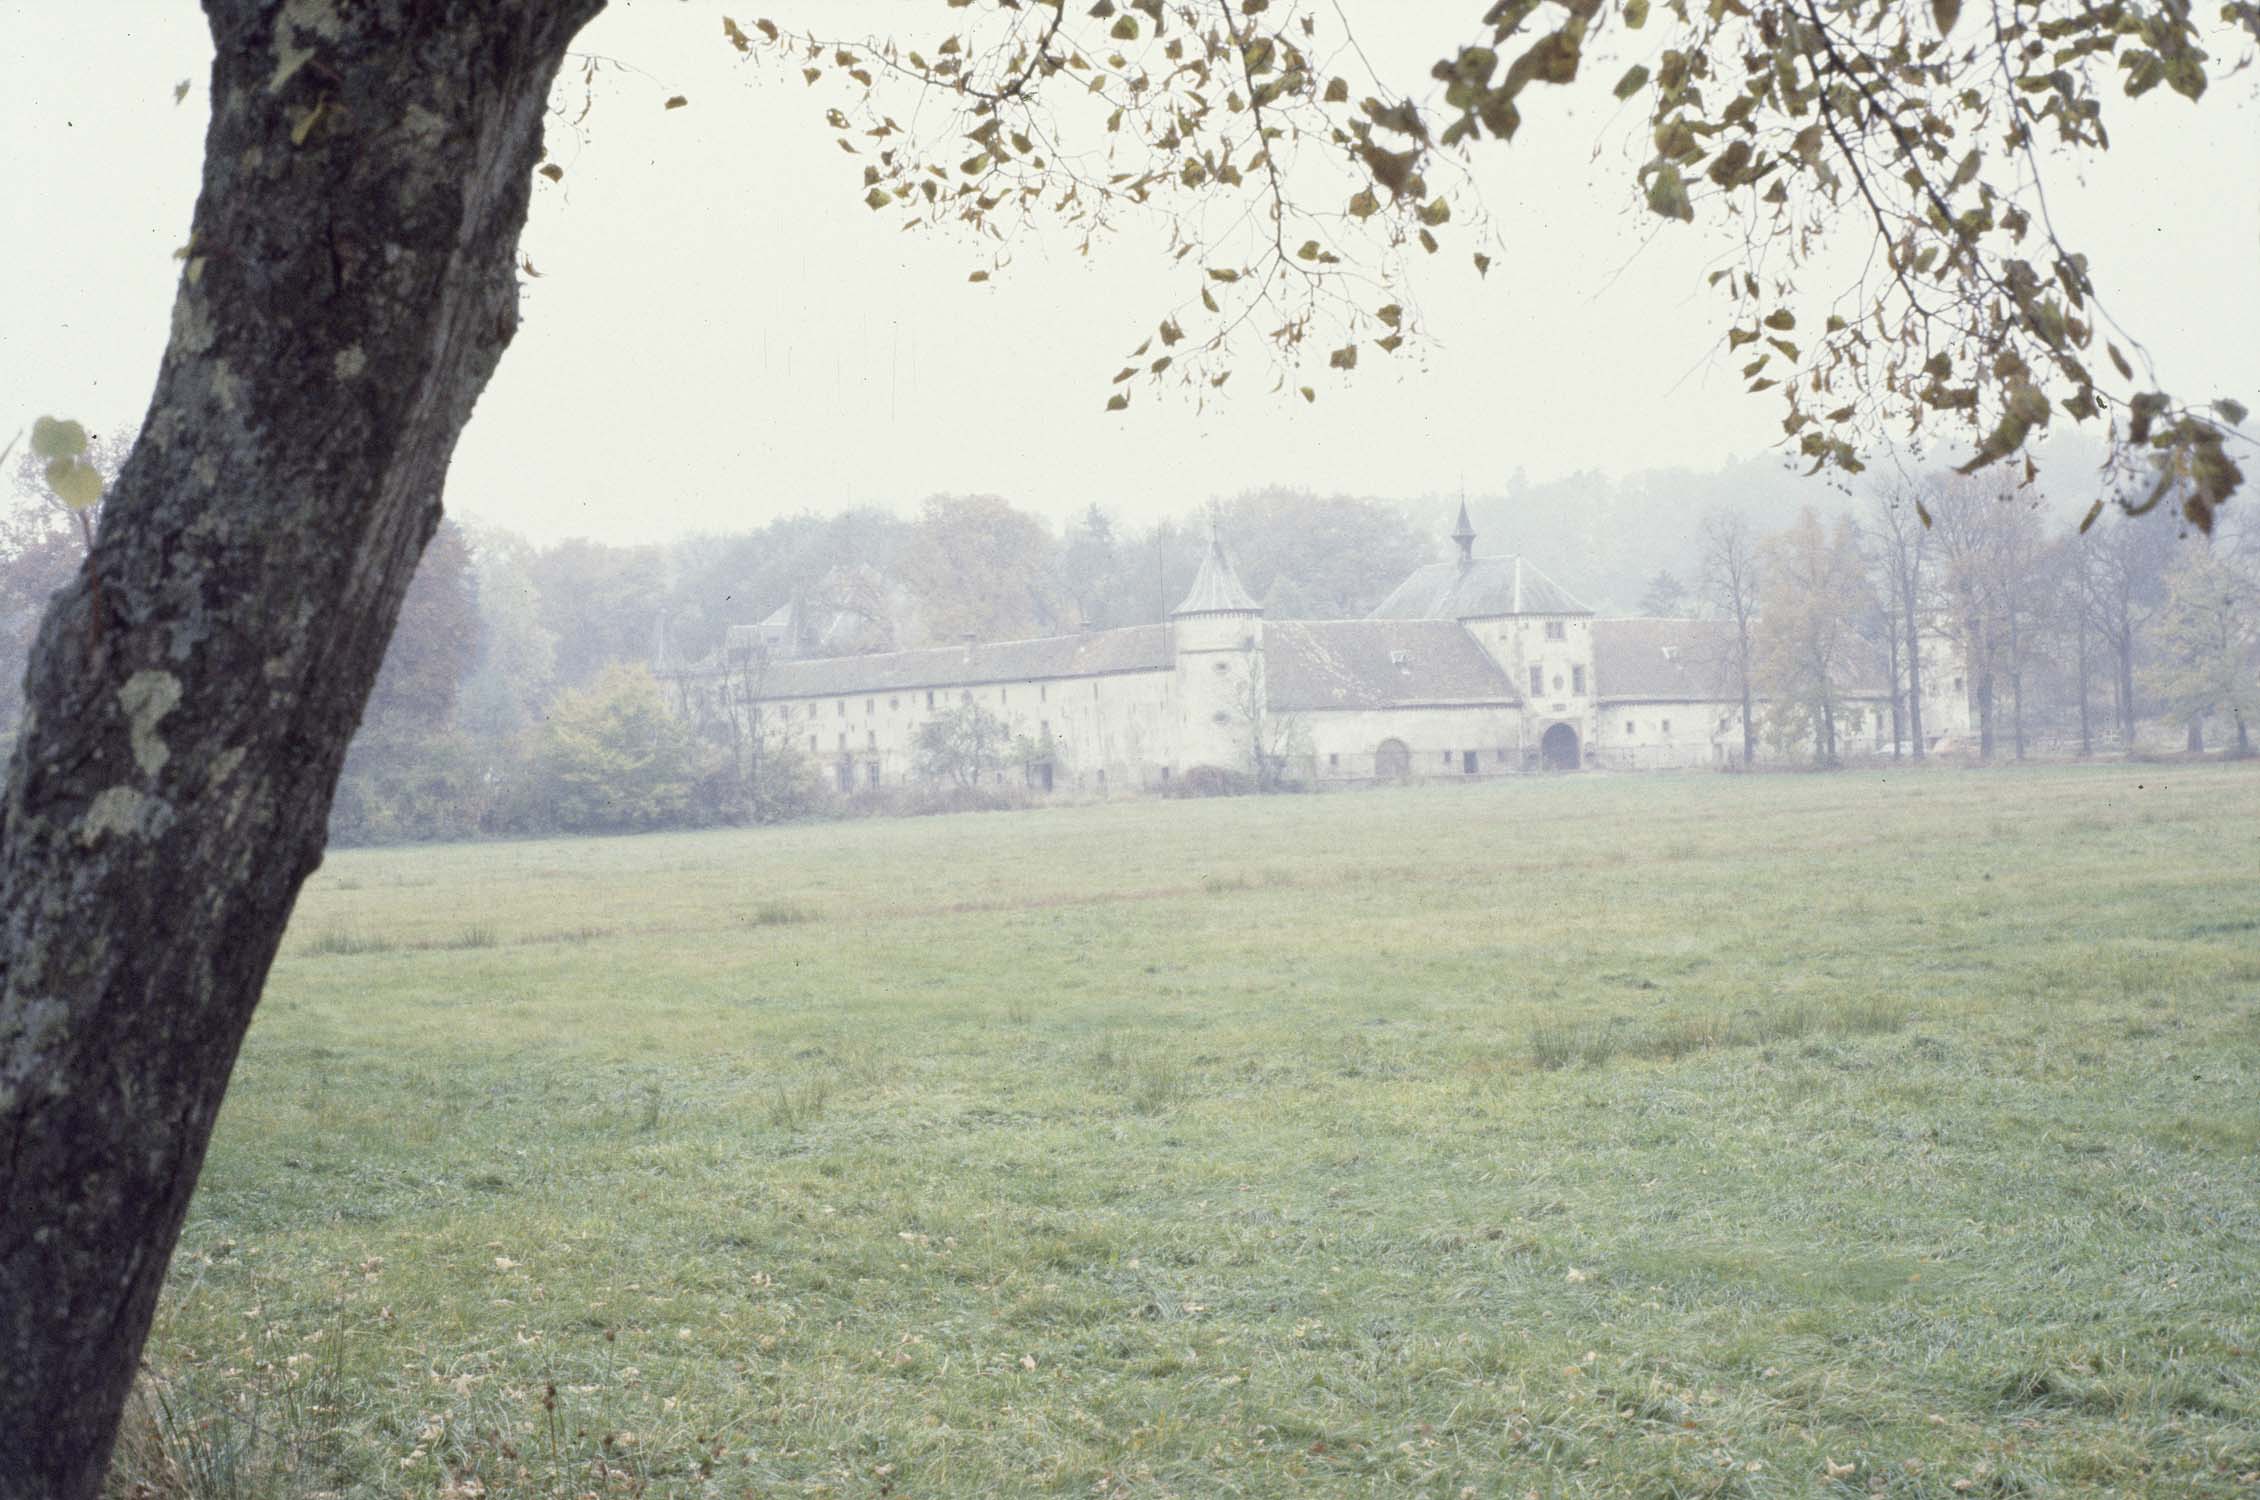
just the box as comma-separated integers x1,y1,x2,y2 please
664,504,1972,793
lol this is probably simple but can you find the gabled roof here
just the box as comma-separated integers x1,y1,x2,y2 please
1592,617,1744,702
1593,616,1892,701
747,623,1171,699
1368,554,1592,620
1173,533,1260,615
1266,620,1519,712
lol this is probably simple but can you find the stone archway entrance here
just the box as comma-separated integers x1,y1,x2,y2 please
1540,723,1581,771
1374,738,1411,780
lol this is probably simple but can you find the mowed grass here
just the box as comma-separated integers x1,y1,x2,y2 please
123,763,2260,1498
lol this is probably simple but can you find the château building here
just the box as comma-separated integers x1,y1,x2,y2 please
664,508,1973,793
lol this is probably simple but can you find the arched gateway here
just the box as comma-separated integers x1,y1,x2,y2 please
1374,738,1412,779
1540,723,1581,771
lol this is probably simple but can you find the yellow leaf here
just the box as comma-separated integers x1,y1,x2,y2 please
664,95,689,109
45,457,104,512
539,163,564,182
29,416,87,461
1105,392,1129,412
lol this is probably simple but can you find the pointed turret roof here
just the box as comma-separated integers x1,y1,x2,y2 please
1172,527,1260,616
1452,500,1477,568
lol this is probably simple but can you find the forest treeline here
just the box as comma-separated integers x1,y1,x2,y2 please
2,455,2252,844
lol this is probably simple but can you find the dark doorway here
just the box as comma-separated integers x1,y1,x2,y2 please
1374,738,1411,779
1540,723,1580,771
1461,750,1478,775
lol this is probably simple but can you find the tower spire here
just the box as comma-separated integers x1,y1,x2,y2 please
1172,512,1260,616
1453,495,1477,571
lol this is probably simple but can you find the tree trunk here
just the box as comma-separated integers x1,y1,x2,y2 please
1738,624,1758,767
1885,628,1903,759
2117,633,2138,752
1902,592,1925,760
0,4,603,1494
2075,615,2092,757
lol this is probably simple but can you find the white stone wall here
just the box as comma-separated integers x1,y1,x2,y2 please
1591,701,1740,770
1592,695,1899,769
1296,705,1529,781
751,666,1181,793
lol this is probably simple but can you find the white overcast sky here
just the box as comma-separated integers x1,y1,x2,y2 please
3,1,2253,544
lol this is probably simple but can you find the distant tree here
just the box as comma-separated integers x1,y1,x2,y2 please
912,700,1011,788
1217,488,1433,619
1757,509,1873,765
1924,474,2054,759
663,508,918,664
356,521,480,750
1059,504,1130,629
1698,511,1764,766
526,538,670,690
2143,544,2259,757
897,495,1070,644
1866,490,1932,758
1637,570,1690,618
2073,509,2179,751
456,529,560,743
533,665,700,832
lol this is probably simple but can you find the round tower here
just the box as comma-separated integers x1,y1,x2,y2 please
1170,526,1264,775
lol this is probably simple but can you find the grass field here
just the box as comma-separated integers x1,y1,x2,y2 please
116,763,2260,1498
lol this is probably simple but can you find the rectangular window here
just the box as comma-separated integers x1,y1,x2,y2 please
1160,766,1172,782
838,733,847,751
866,730,876,750
889,697,899,711
808,735,817,753
865,762,879,789
1040,720,1050,738
1661,719,1672,734
1443,750,1454,765
1462,750,1478,774
1572,665,1586,695
926,691,936,709
1328,752,1339,768
836,700,845,717
1545,620,1566,641
1040,684,1047,702
1529,664,1543,695
866,698,875,715
1096,768,1107,786
1626,721,1636,735
999,688,1007,706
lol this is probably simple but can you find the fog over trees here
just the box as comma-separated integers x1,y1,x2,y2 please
12,449,2241,841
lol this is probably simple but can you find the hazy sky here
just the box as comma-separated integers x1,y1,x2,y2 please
3,2,2253,544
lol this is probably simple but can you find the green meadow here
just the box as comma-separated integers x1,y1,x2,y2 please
117,763,2260,1498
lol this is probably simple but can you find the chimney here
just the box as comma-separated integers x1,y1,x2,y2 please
961,632,976,665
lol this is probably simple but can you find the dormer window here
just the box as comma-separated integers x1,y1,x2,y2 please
1544,620,1566,641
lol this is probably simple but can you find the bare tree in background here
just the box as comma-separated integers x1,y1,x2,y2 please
1867,489,1931,759
1699,511,1764,767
